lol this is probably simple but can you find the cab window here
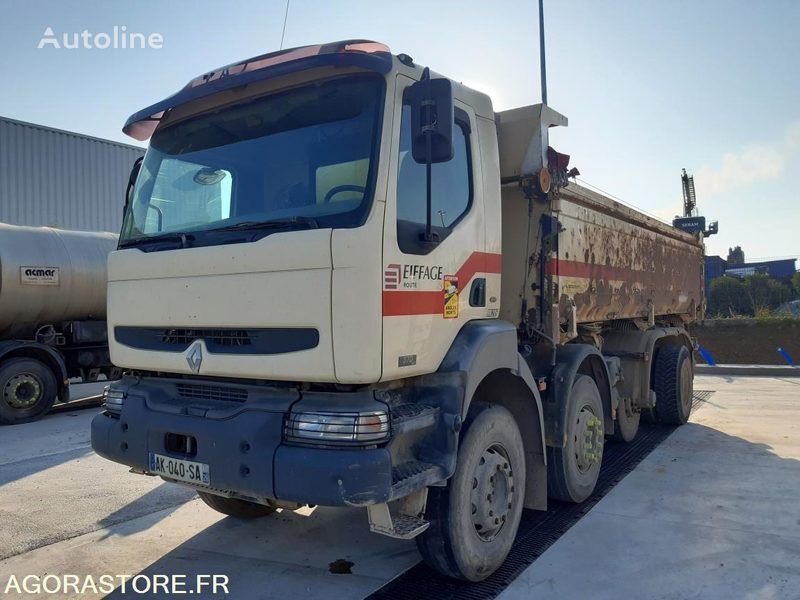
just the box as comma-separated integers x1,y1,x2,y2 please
396,104,472,254
139,158,233,234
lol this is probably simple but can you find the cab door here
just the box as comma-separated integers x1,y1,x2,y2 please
381,74,494,381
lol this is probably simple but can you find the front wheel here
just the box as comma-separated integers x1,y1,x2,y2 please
197,491,277,518
416,403,526,581
0,358,59,425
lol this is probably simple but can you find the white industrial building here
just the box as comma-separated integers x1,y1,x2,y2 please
0,117,144,233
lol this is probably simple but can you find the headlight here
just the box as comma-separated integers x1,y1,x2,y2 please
285,410,389,445
103,385,127,415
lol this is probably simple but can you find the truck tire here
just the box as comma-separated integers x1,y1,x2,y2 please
612,396,640,442
416,403,525,581
654,345,693,425
197,491,277,518
0,357,59,425
546,375,604,503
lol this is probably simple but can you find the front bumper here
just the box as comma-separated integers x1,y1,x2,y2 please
91,376,460,507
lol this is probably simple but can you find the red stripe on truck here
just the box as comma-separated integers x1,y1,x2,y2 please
546,258,643,281
382,290,443,316
382,252,501,316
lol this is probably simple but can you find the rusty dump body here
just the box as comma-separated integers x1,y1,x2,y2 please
499,180,705,334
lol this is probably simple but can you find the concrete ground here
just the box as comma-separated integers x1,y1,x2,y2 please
500,376,800,600
0,376,798,599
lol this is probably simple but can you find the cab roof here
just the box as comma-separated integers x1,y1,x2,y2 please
123,40,392,141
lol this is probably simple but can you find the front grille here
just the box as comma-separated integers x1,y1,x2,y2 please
176,383,248,403
115,326,320,355
162,328,251,347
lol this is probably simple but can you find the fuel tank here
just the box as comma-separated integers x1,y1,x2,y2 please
0,223,118,337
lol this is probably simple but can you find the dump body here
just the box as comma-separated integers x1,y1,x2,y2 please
496,103,704,332
0,223,118,338
555,184,704,323
500,182,703,330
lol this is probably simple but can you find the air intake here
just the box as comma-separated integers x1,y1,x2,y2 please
176,383,248,403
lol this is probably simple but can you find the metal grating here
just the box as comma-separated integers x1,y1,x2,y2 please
393,460,436,484
367,390,716,600
162,328,252,347
692,389,715,410
175,383,248,403
390,403,436,420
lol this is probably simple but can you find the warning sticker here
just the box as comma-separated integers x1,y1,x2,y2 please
443,275,459,319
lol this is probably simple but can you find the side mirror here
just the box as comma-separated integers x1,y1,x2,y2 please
405,76,454,164
129,157,143,188
123,156,144,218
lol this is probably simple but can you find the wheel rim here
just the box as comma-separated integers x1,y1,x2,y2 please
470,443,514,541
574,404,603,473
680,359,693,415
4,373,43,409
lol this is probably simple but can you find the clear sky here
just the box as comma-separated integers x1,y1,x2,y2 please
1,0,797,261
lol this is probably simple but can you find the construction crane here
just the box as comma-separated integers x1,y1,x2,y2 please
681,168,697,217
673,168,718,237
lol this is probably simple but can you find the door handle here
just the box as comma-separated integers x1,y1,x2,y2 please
470,278,486,307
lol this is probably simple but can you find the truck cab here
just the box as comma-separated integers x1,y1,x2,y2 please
108,42,499,385
93,40,700,581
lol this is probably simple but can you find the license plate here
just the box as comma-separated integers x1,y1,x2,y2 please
148,452,210,486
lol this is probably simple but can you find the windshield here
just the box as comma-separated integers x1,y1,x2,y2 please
120,75,384,248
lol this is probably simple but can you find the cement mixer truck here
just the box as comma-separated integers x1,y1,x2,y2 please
91,41,704,581
0,223,118,424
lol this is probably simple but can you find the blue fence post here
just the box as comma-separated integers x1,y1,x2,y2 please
698,345,716,366
777,347,796,367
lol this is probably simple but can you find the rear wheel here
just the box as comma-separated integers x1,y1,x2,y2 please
197,492,277,518
654,345,693,425
0,358,58,425
613,395,640,442
547,375,604,503
416,403,526,581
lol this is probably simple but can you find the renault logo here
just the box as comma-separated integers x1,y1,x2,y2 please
186,342,203,373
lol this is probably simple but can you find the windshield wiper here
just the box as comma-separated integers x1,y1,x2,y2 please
118,217,318,249
210,216,319,232
119,232,194,249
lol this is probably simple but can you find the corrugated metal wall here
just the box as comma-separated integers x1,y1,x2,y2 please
0,117,145,233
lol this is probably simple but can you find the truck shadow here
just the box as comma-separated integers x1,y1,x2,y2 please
105,418,800,599
105,504,418,599
0,446,93,487
96,482,195,539
0,407,101,485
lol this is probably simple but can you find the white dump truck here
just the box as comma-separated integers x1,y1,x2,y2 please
92,41,704,580
0,224,119,424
